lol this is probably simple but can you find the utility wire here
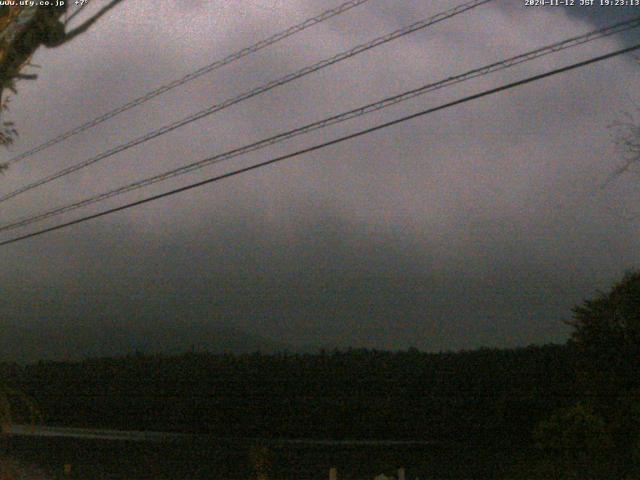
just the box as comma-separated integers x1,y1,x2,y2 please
1,19,638,234
1,43,638,248
6,0,373,165
0,0,492,202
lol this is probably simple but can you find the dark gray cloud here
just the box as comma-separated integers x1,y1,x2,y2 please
564,3,640,46
0,0,639,362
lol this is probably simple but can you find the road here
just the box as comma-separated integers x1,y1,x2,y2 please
9,425,438,445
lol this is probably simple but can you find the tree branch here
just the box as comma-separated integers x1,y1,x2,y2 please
58,0,124,45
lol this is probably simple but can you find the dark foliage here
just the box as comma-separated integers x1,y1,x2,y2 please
0,344,578,444
563,270,640,477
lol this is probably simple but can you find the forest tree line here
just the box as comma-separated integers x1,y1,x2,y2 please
0,270,638,478
0,343,579,442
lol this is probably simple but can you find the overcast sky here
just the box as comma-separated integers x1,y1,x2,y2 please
1,0,639,360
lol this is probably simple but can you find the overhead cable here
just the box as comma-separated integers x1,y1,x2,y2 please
7,0,374,165
1,43,638,247
1,18,638,234
0,0,492,202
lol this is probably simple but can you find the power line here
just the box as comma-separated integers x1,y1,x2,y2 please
0,0,492,203
1,19,638,234
1,43,638,248
6,0,373,165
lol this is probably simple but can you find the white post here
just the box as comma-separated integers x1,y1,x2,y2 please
398,468,405,480
329,467,337,480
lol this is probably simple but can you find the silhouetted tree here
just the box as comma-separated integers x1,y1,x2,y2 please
559,270,640,476
533,403,613,479
566,270,640,406
0,2,124,158
608,111,640,187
